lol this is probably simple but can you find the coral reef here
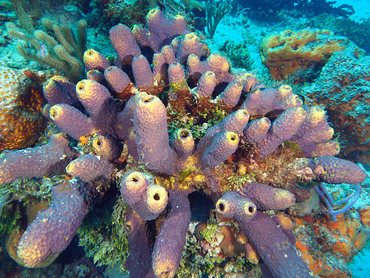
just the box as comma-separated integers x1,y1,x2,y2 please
0,66,46,152
302,46,370,165
295,213,367,276
260,28,349,81
0,8,368,278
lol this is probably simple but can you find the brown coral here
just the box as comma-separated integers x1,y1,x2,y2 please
0,67,46,152
260,29,348,80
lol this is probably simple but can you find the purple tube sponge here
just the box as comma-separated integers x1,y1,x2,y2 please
243,117,271,144
216,191,257,220
120,171,168,220
126,128,139,161
66,154,113,182
0,134,78,185
220,109,250,134
168,14,188,39
86,69,104,83
125,207,154,278
241,88,276,115
115,92,148,140
173,33,202,64
241,86,302,116
92,134,123,161
314,156,367,184
160,45,177,65
76,79,117,133
133,95,174,175
194,71,216,97
132,55,154,89
133,183,169,221
170,128,195,160
17,179,92,268
257,107,306,157
170,128,195,171
187,53,234,83
205,53,234,83
196,109,249,158
134,8,188,53
152,191,191,278
104,66,132,94
49,104,94,140
200,132,240,168
152,52,167,82
168,62,188,92
120,171,150,206
241,74,257,93
109,23,141,65
241,183,295,211
309,141,340,157
83,49,110,72
275,85,303,111
43,76,78,106
186,54,203,80
237,211,311,278
218,80,243,106
290,107,338,157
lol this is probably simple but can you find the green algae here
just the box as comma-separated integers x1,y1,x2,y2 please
225,174,256,191
220,40,254,70
77,197,129,273
0,202,22,239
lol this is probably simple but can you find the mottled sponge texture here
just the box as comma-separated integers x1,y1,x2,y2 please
17,179,91,268
125,207,154,277
152,191,191,278
237,211,312,277
66,154,113,182
216,191,257,220
120,171,168,220
133,94,174,175
313,156,367,184
133,8,188,52
241,183,295,211
0,134,78,185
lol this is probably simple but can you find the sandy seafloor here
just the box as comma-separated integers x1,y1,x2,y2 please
0,0,370,277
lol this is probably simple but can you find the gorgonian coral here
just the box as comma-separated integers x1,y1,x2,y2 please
0,8,367,277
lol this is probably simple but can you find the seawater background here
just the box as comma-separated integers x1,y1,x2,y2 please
335,0,370,21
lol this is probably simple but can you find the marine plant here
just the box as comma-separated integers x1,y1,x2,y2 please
219,40,253,70
205,0,232,39
6,17,87,83
0,8,368,277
